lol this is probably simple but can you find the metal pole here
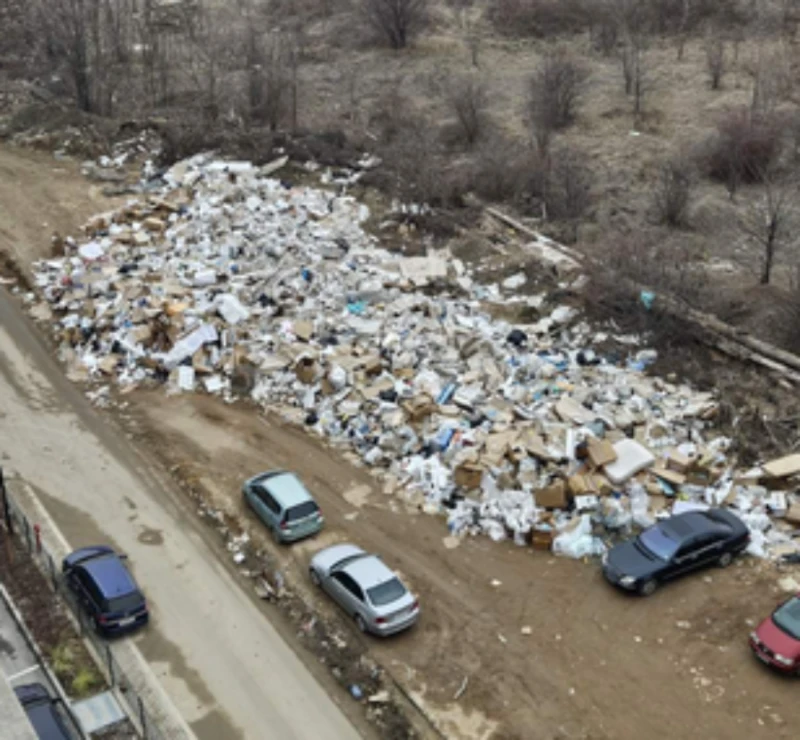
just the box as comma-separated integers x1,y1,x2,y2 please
0,466,13,535
138,696,147,738
106,645,115,686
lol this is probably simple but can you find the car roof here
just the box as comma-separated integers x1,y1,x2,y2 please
260,472,313,508
661,511,727,541
342,555,396,591
82,554,138,599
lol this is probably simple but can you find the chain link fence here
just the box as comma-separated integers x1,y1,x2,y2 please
1,476,168,740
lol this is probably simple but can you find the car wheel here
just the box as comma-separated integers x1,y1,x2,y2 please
355,614,368,633
717,551,733,568
309,568,321,587
639,579,658,597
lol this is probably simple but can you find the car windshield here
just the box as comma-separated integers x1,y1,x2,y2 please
285,501,319,522
637,525,679,561
106,592,144,614
773,596,800,640
367,578,407,606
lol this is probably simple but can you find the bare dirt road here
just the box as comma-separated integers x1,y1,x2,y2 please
0,276,362,738
2,141,800,740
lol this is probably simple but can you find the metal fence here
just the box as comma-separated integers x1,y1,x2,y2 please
0,476,167,740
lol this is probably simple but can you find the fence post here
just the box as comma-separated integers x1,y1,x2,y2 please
138,696,147,738
48,555,58,591
0,466,13,536
23,517,31,552
106,645,115,686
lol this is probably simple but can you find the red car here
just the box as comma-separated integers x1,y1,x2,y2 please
750,593,800,674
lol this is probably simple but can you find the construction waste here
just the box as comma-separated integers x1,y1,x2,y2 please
26,154,800,562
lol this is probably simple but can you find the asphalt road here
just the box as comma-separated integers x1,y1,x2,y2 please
0,287,361,740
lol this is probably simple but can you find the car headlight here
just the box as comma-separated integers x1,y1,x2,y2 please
749,632,759,643
775,654,794,666
620,576,636,587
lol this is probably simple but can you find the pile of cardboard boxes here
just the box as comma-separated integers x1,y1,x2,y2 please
26,154,800,561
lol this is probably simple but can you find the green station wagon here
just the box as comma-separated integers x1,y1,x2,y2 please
242,470,324,543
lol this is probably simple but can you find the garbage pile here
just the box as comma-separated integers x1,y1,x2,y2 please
27,154,800,561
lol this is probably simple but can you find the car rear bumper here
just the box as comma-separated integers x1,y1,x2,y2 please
278,521,324,543
749,637,798,673
372,610,420,637
99,611,149,636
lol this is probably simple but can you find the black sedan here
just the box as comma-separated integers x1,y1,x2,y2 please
602,508,749,596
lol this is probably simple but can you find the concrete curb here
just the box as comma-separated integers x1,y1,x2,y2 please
8,478,197,740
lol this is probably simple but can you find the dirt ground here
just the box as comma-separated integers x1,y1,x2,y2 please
121,390,799,740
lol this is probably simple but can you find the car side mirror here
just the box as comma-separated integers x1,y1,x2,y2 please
118,553,129,560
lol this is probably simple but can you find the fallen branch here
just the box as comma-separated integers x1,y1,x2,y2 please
453,675,469,701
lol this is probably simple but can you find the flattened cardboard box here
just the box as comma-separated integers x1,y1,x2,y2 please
535,480,569,509
587,438,617,468
763,453,800,479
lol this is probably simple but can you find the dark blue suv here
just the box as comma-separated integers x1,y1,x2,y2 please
62,546,148,635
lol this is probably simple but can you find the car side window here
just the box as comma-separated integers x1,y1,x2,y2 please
257,488,281,514
675,540,696,559
78,569,102,605
332,573,365,601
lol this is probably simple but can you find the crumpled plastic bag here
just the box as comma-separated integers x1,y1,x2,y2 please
629,483,654,528
552,515,606,559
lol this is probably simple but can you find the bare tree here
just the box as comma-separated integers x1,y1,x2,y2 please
363,0,428,49
528,51,587,155
705,35,726,90
546,146,592,241
652,155,693,227
448,75,487,147
739,171,797,284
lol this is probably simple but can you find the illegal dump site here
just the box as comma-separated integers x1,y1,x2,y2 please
23,153,800,566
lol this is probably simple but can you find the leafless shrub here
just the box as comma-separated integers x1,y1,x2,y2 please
705,35,726,90
528,51,587,154
488,0,587,38
544,146,592,241
447,76,488,148
593,230,711,306
652,155,694,227
362,0,428,49
472,137,545,206
703,108,785,196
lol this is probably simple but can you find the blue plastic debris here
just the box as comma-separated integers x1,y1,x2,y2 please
349,685,363,700
347,301,367,315
434,427,455,451
640,290,655,311
437,382,457,405
302,268,313,281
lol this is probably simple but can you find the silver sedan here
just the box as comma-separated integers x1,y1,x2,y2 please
309,544,420,636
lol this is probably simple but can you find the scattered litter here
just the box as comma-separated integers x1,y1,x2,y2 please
24,154,794,561
453,676,469,701
520,626,532,636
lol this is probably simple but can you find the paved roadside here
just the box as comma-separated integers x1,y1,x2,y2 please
0,287,362,740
